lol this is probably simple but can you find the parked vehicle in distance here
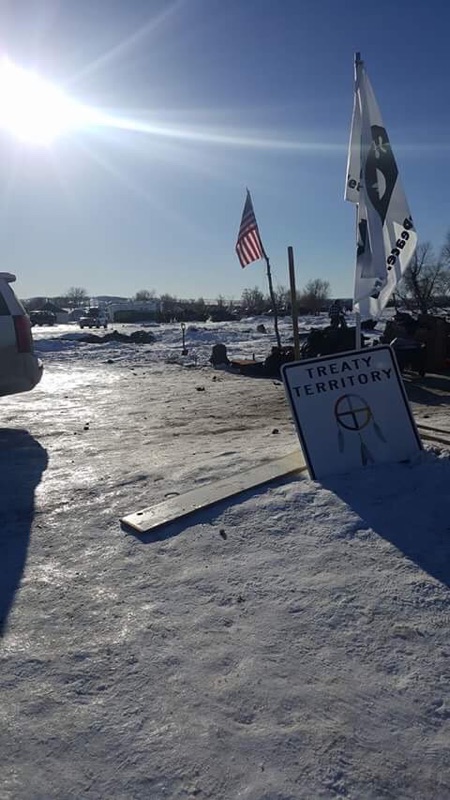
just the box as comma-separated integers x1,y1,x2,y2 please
29,310,56,326
0,273,43,397
79,308,109,329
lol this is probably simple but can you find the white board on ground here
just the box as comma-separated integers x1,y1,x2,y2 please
121,450,306,534
281,344,422,480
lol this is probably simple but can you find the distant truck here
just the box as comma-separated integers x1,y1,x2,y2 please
29,310,56,326
79,308,108,329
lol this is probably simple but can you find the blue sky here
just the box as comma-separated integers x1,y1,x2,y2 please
0,0,449,301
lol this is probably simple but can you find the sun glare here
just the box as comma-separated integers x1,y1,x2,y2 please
0,56,329,154
0,58,85,145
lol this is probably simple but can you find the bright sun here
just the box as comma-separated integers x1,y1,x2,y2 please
0,58,84,145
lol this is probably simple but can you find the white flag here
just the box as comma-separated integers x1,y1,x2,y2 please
345,55,417,318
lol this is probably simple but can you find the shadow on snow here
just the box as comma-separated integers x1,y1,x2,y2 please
323,451,450,589
0,429,48,636
403,373,450,407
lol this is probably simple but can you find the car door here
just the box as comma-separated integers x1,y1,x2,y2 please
0,277,43,396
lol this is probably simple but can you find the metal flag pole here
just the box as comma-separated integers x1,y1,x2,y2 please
355,306,362,350
354,50,363,350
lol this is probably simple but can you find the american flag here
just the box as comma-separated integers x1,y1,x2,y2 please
235,190,265,267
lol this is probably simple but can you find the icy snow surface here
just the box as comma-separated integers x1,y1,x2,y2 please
1,317,450,799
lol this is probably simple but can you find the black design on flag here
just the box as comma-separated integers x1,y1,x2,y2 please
356,217,375,278
357,218,368,260
235,190,265,268
365,125,399,225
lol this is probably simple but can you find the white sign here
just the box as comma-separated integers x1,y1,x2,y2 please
281,345,421,479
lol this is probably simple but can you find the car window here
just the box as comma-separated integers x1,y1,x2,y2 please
0,291,10,315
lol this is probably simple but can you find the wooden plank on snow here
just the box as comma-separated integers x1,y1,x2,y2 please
121,450,306,534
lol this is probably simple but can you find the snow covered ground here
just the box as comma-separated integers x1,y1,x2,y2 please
1,317,450,799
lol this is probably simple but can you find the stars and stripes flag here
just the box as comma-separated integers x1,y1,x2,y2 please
235,189,265,267
345,53,417,318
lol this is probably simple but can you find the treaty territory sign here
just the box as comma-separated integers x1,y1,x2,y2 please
281,345,422,479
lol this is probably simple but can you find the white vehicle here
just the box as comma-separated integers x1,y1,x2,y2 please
79,308,109,329
0,273,43,397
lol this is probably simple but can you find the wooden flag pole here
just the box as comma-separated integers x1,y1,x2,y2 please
288,246,301,360
263,250,282,349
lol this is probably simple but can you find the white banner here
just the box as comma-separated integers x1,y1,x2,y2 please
345,56,417,318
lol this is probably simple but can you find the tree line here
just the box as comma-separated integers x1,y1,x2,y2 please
24,280,333,321
394,231,450,314
23,230,450,322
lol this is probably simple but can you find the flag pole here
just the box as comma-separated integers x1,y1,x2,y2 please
262,249,282,349
288,246,300,360
354,50,362,350
355,307,362,349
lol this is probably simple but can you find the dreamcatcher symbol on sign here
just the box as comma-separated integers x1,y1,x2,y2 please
334,393,386,465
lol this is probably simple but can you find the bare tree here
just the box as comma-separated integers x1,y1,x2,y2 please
64,287,89,308
134,289,156,301
440,230,450,269
159,293,179,321
300,279,331,314
397,242,450,314
241,287,268,315
191,297,207,320
274,284,290,314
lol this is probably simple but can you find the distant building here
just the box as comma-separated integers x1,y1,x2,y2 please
108,299,161,323
39,301,70,324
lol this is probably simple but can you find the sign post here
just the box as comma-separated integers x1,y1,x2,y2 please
288,246,301,360
282,345,422,479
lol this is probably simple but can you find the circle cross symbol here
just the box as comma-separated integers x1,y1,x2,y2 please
334,393,372,432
